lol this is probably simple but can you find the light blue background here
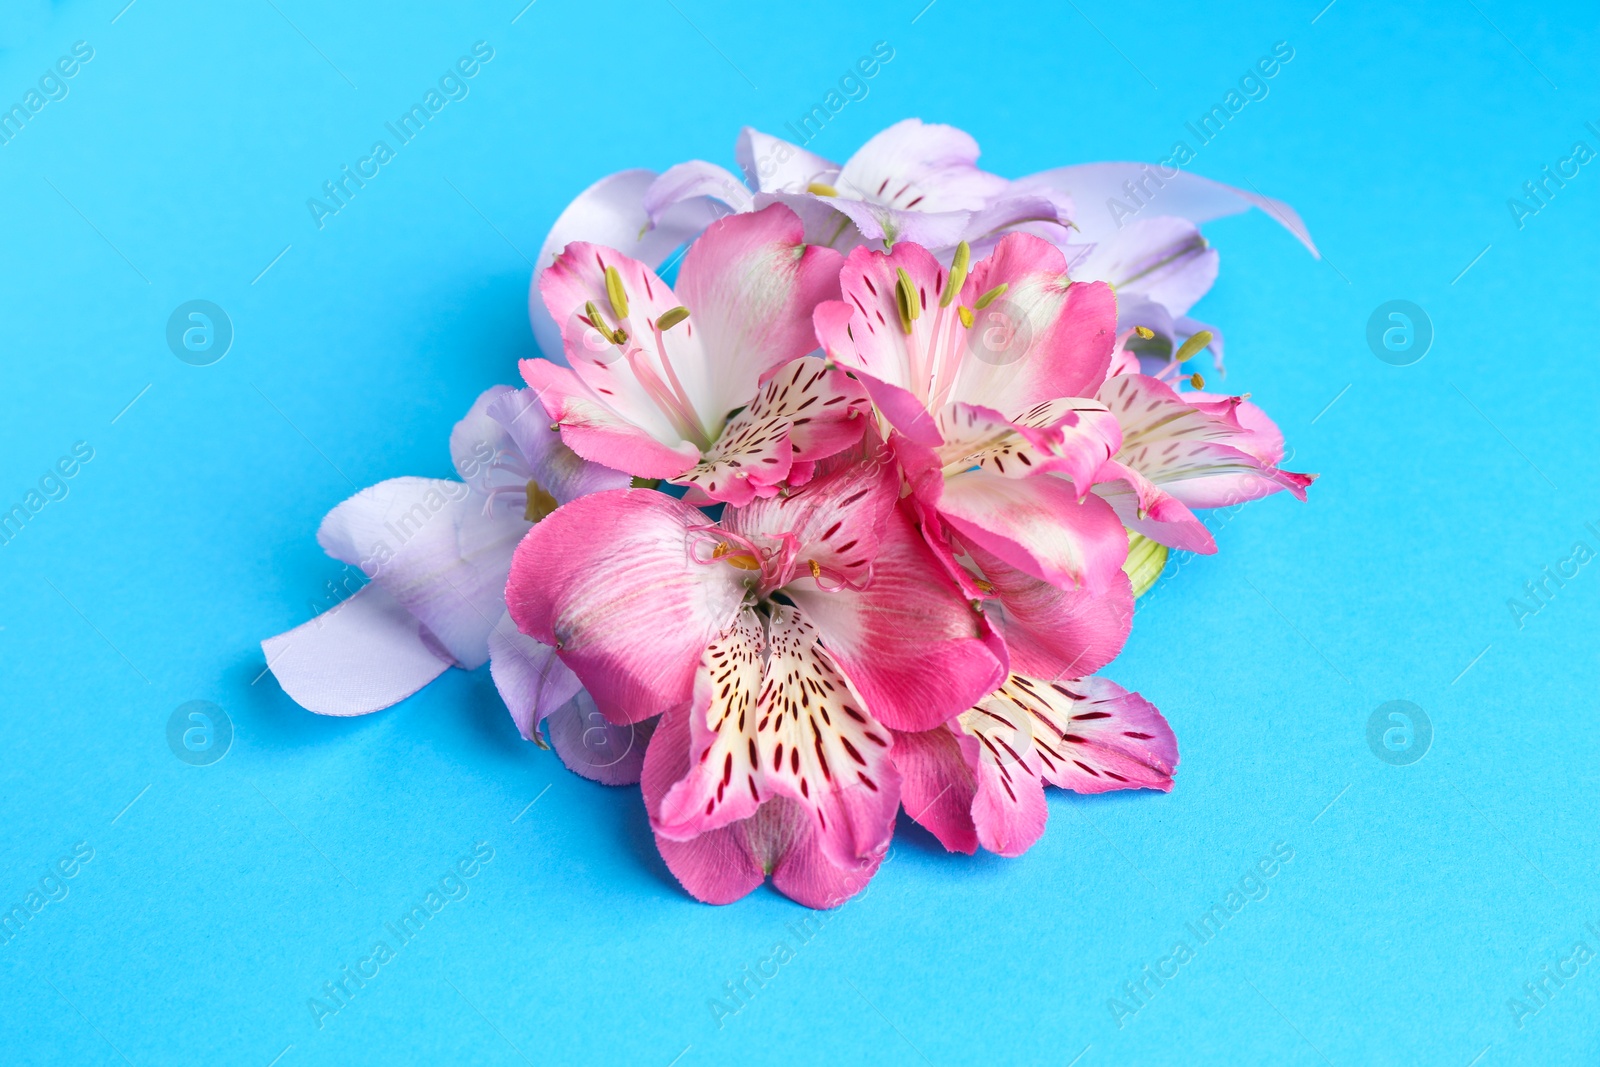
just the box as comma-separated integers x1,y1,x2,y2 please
1,0,1596,1063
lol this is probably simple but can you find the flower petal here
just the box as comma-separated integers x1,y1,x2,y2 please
537,242,717,445
948,233,1119,412
965,540,1133,680
783,499,1007,732
1097,374,1313,510
836,119,1009,213
317,476,525,669
654,605,900,874
937,398,1120,493
889,726,978,854
504,489,746,723
531,169,727,360
1013,163,1319,255
955,698,1049,857
735,126,839,194
643,704,885,908
480,385,633,501
1005,674,1178,794
673,357,867,506
673,204,845,422
1072,216,1218,319
643,160,753,225
261,584,452,716
487,610,581,742
545,690,654,786
935,470,1128,594
520,358,702,480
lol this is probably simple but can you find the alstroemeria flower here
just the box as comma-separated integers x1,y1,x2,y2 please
505,457,1006,905
894,673,1177,858
525,204,868,506
529,120,1319,364
814,233,1128,593
1091,346,1315,554
646,119,1069,255
260,385,645,782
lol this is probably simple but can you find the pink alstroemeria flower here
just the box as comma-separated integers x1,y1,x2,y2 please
894,672,1177,858
1091,339,1315,554
813,233,1129,594
525,204,867,506
260,385,647,783
505,457,1006,906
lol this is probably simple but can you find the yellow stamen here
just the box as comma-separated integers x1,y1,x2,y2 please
973,577,994,594
894,267,919,334
712,542,761,570
604,265,629,321
584,300,622,345
1189,372,1206,389
1173,330,1214,363
958,305,974,329
655,306,690,331
1134,325,1155,340
806,182,838,196
941,241,970,307
809,560,822,579
974,283,1008,310
524,479,559,523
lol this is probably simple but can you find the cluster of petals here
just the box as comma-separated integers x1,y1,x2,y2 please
264,118,1317,908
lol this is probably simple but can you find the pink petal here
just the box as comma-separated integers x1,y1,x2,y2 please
1014,163,1319,256
654,605,901,874
672,357,867,506
950,233,1118,411
673,204,845,421
935,470,1128,594
261,584,452,716
520,358,701,480
538,242,719,445
504,489,746,724
643,705,884,908
1017,675,1178,794
890,726,978,854
965,540,1133,680
722,446,899,590
955,698,1049,858
937,398,1120,493
1091,460,1217,554
531,169,728,360
813,299,943,446
823,237,1117,434
545,691,653,786
486,611,581,741
480,386,633,501
783,498,1007,733
317,477,526,669
1097,374,1313,510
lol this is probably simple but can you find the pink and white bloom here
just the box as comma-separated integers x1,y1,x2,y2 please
1091,345,1315,554
260,385,645,782
814,233,1129,594
894,673,1177,858
525,204,868,506
505,456,1007,905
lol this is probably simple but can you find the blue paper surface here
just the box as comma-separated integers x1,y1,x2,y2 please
1,1,1596,1063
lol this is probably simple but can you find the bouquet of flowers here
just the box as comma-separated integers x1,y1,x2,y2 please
263,120,1315,908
